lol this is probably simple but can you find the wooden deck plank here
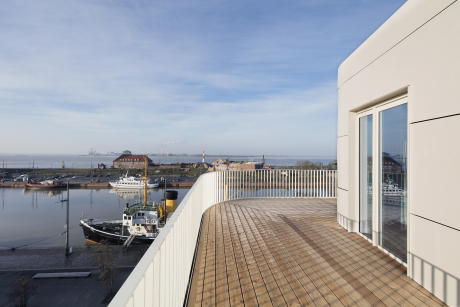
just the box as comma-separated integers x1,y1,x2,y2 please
187,199,447,307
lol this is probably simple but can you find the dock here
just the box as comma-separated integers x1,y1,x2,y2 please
0,180,195,189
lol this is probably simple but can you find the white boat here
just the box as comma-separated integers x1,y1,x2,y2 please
109,172,159,189
367,179,406,196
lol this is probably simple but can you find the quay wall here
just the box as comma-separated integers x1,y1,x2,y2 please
0,181,195,189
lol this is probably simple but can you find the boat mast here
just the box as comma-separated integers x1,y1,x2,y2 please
144,156,148,208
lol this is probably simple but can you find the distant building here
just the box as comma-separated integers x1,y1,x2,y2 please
213,161,264,172
328,161,337,170
98,163,107,170
203,162,213,169
382,157,402,173
113,155,153,169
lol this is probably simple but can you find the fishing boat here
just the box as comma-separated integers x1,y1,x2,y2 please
80,156,172,248
109,171,159,189
24,179,65,189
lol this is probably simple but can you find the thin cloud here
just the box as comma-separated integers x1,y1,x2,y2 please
0,0,406,155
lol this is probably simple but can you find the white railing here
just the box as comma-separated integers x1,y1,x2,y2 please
109,169,337,307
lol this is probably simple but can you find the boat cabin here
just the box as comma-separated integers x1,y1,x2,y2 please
123,210,157,226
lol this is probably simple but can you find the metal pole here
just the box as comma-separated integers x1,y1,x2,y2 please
163,179,167,223
66,179,70,256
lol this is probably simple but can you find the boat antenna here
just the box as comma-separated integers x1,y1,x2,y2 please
144,156,148,208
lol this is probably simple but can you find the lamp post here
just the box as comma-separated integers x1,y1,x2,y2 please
61,179,71,256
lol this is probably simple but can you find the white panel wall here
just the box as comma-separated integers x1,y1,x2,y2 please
338,0,460,121
337,135,348,191
337,0,460,304
410,215,460,307
338,0,457,85
411,115,460,230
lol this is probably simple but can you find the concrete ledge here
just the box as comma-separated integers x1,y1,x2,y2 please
32,272,91,279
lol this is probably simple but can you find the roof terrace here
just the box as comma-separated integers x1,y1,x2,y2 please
108,170,445,307
188,198,445,307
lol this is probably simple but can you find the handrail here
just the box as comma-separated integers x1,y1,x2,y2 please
109,169,337,307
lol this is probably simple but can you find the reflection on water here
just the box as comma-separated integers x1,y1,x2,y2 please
109,189,143,200
0,188,189,249
22,189,63,197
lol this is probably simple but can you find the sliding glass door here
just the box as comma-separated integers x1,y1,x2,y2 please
359,115,373,240
379,104,408,262
358,99,408,263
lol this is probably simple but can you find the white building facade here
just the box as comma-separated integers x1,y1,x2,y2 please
337,0,459,305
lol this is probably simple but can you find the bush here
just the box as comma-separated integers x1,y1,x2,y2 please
8,275,37,307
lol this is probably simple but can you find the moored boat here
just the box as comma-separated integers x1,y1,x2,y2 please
24,179,65,189
80,202,162,245
81,156,171,247
109,171,159,189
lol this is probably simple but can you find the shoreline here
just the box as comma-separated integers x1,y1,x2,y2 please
0,180,195,189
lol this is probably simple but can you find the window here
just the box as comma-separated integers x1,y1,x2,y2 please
359,114,373,240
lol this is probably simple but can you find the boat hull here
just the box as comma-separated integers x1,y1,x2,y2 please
24,183,66,189
80,222,155,245
109,183,159,189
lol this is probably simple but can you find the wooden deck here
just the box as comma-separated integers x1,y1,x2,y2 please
188,198,446,307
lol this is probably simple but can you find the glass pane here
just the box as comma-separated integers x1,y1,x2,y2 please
380,104,408,262
359,115,373,239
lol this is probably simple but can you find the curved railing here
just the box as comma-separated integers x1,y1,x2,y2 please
109,169,337,307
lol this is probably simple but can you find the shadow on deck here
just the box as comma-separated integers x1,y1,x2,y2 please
188,198,446,307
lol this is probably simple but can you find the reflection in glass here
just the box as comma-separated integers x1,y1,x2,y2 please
380,104,407,262
359,115,373,239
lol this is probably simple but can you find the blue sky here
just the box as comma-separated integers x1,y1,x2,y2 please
0,0,406,155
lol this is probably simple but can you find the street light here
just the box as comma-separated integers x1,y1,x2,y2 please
60,178,71,256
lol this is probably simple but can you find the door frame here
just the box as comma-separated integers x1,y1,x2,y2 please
354,92,410,266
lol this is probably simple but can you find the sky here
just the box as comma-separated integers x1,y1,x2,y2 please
0,0,407,156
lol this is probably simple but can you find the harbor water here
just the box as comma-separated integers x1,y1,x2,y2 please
0,188,189,249
0,183,333,250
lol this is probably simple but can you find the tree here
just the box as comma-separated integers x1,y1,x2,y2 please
8,275,37,307
296,160,317,169
93,240,118,294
